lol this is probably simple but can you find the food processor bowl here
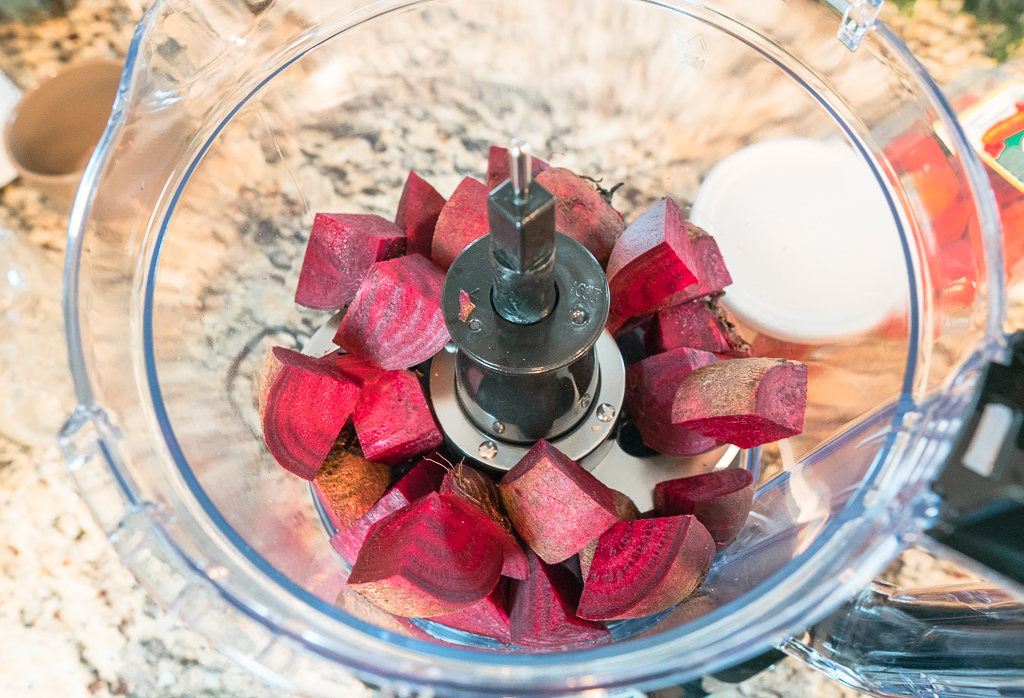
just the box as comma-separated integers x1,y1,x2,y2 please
62,0,1008,695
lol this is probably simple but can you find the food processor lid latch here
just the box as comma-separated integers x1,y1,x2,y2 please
837,0,884,51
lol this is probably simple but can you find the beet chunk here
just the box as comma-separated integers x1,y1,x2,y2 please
352,369,442,465
261,347,360,480
577,516,715,620
645,296,750,358
646,224,733,312
579,490,640,578
509,551,610,648
313,432,391,530
534,167,624,268
486,145,549,190
432,177,490,271
499,440,619,564
670,358,808,448
395,171,446,260
334,254,449,370
654,469,754,551
433,578,512,643
623,347,721,457
348,492,504,617
294,213,406,310
606,198,698,317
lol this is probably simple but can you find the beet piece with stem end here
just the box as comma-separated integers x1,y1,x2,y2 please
395,171,446,260
486,145,549,190
433,577,512,643
313,431,391,530
645,296,750,358
579,490,640,578
670,358,808,448
534,167,624,268
653,469,754,551
295,213,406,310
352,369,442,465
431,176,490,271
577,516,715,621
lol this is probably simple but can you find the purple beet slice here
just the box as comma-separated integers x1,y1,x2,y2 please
645,296,750,358
260,347,361,480
623,347,721,457
313,431,391,530
486,145,550,190
509,551,610,648
579,490,640,578
498,440,619,564
606,198,699,317
433,577,512,643
334,254,450,370
348,492,504,617
431,176,490,271
352,369,442,465
394,171,446,260
647,224,733,311
576,516,715,620
534,167,624,268
653,469,754,551
295,213,406,310
670,358,808,448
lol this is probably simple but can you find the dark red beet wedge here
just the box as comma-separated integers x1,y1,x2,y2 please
431,177,490,271
623,347,721,457
499,440,619,564
653,469,754,551
295,213,406,310
329,352,386,387
433,577,512,643
579,489,640,578
670,358,808,448
486,145,550,190
646,224,733,312
577,516,715,621
606,198,698,317
645,296,750,358
395,171,446,260
352,369,442,465
348,492,504,617
334,254,450,370
313,432,391,530
534,167,624,268
261,347,361,480
509,551,610,648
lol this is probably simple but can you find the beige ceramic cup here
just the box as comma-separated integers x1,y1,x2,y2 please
3,58,123,209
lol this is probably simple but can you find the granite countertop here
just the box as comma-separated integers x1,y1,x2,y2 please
0,1,1018,697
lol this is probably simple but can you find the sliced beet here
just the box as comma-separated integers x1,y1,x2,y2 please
348,492,505,617
623,347,722,457
329,351,386,387
395,171,446,260
334,254,450,370
576,516,715,620
260,347,361,480
606,198,699,317
313,431,391,530
433,577,512,643
498,440,619,564
509,551,610,648
653,469,754,551
295,213,406,310
431,176,490,271
534,167,624,268
352,369,442,465
646,225,733,312
670,358,808,448
486,145,550,190
579,490,640,578
645,296,750,358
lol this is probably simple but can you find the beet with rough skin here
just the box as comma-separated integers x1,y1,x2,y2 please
534,167,624,268
654,469,754,551
645,296,750,358
431,177,490,271
395,171,446,260
433,578,512,643
313,432,391,530
579,490,640,578
352,369,442,465
486,145,549,190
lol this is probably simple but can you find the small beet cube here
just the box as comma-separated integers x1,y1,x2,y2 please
395,171,446,260
577,516,715,620
499,440,619,564
433,578,512,643
486,145,549,190
431,177,490,271
670,358,808,448
534,167,624,268
334,254,450,370
646,225,733,312
295,213,406,310
579,490,640,578
654,469,754,551
313,432,391,530
352,369,442,465
645,296,749,357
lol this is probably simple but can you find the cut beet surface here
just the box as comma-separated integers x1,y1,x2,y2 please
395,171,446,260
313,431,391,530
499,440,619,564
334,254,450,370
486,145,550,190
348,492,505,617
670,358,808,448
577,516,715,621
352,369,442,465
654,469,754,551
432,177,490,271
646,224,733,312
433,577,512,643
294,213,406,310
645,296,750,358
534,167,624,268
260,347,361,480
579,490,640,579
509,551,610,649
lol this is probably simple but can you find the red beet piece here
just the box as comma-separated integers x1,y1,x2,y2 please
670,358,808,448
261,347,361,480
534,167,624,268
334,254,450,370
433,577,512,643
352,369,442,465
499,440,619,564
431,177,490,271
577,516,715,620
653,469,754,551
329,351,386,387
486,145,550,190
646,225,733,312
313,432,391,530
295,213,406,310
348,492,504,617
606,198,699,317
579,490,640,578
645,296,750,358
509,551,610,648
336,587,434,641
395,171,446,259
623,347,721,457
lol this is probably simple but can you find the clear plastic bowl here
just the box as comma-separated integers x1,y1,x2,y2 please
62,0,1005,695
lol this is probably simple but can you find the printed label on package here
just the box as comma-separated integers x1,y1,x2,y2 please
959,80,1024,195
